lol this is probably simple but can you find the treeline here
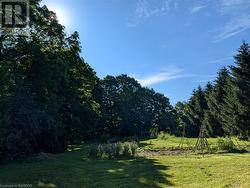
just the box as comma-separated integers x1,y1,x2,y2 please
0,0,177,162
95,75,177,139
175,43,250,139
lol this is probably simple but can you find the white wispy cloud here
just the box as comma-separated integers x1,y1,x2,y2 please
219,0,248,14
190,5,207,14
213,0,250,42
132,67,189,86
208,57,233,64
127,0,177,27
213,15,250,42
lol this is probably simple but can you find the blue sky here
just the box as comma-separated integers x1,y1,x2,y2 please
42,0,250,104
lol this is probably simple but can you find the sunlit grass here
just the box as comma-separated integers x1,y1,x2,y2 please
139,134,249,151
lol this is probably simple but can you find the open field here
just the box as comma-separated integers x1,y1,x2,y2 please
139,136,249,150
0,137,250,188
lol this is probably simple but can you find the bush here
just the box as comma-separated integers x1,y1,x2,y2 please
89,142,138,159
217,137,235,151
217,137,247,153
157,132,173,140
150,124,159,138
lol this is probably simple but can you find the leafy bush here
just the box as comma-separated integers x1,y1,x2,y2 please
217,137,247,153
89,142,138,159
157,132,173,140
150,124,160,138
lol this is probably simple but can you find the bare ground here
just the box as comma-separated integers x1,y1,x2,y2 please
137,148,193,156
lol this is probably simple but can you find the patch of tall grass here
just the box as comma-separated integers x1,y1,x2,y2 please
157,132,175,140
89,141,138,159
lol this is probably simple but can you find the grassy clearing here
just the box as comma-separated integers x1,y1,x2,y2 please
139,134,249,151
153,153,250,188
0,137,250,188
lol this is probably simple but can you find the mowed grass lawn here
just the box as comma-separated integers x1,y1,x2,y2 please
0,137,250,188
139,136,248,150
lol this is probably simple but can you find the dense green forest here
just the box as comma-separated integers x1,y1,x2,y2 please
0,0,249,163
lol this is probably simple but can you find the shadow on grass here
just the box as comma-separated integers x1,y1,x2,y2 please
0,145,174,188
83,156,173,188
72,145,174,188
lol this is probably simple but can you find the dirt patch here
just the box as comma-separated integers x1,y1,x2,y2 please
137,149,192,156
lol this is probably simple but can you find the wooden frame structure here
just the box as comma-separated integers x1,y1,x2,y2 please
178,125,192,150
195,125,210,153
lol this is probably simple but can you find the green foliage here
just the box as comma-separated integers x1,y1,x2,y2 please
176,42,250,140
0,1,99,162
98,75,177,138
157,132,174,140
175,86,208,137
217,137,236,151
230,42,250,138
89,142,138,159
216,137,247,153
150,124,160,138
204,68,232,137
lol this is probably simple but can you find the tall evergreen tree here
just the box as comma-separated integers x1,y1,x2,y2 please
185,86,208,137
204,68,231,137
220,75,239,136
230,42,250,138
203,82,216,136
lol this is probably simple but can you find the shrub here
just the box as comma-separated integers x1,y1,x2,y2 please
150,124,159,138
217,137,235,151
217,137,247,153
89,141,138,159
157,132,173,140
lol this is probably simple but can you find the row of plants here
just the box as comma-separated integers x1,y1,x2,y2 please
87,132,250,160
89,141,138,159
